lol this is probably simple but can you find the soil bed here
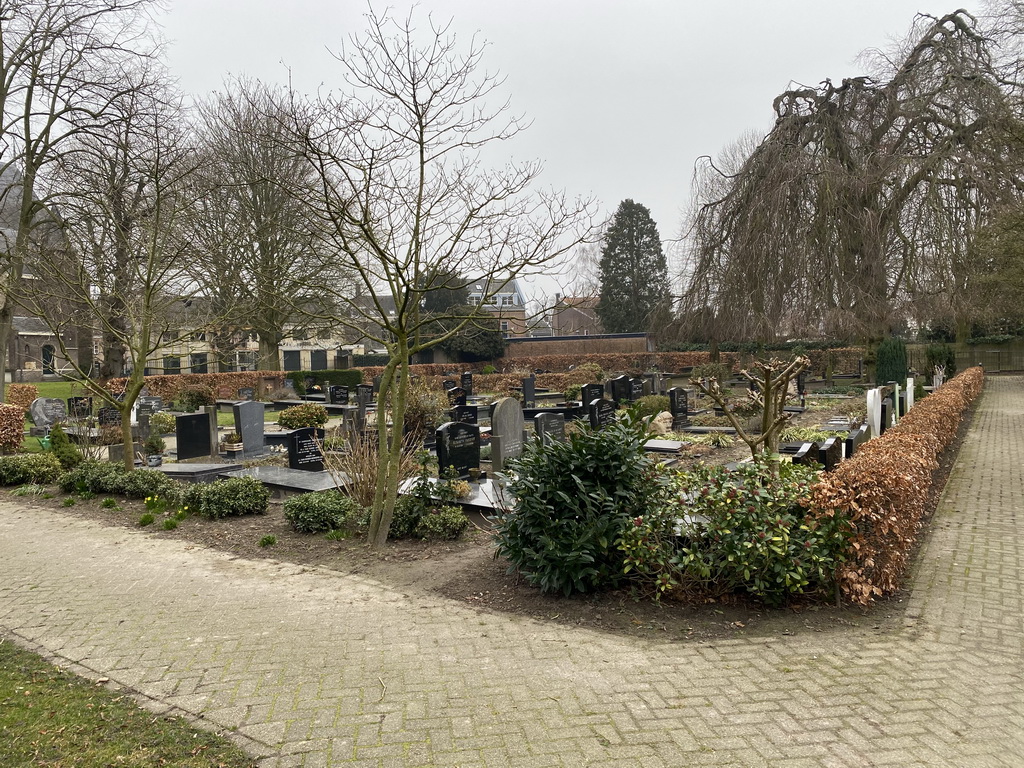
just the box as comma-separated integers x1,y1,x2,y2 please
18,394,974,645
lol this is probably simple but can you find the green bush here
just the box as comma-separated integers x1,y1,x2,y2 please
494,411,670,596
277,403,329,430
876,337,908,384
58,460,181,502
181,477,269,520
386,455,467,540
149,411,176,435
0,453,62,485
48,425,83,469
415,506,469,540
672,460,849,605
634,394,669,420
177,385,216,413
283,490,364,534
925,343,956,379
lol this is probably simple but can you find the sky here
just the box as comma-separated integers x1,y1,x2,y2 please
161,0,973,296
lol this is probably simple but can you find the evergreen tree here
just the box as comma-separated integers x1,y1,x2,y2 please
596,200,669,333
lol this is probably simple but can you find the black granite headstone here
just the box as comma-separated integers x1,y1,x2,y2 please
447,387,467,407
589,398,616,429
435,421,480,478
237,387,255,401
521,377,536,408
176,412,213,461
288,427,325,471
452,404,478,424
67,397,93,418
580,383,604,406
818,436,842,471
442,379,458,391
668,387,689,431
98,407,120,426
880,401,890,435
329,385,350,405
608,375,630,403
630,378,645,401
460,372,473,397
356,384,373,404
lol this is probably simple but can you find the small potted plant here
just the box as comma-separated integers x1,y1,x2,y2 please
221,431,243,453
142,435,165,467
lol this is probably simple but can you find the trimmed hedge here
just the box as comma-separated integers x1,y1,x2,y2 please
59,461,182,501
0,404,24,453
5,383,38,411
286,369,363,396
283,490,364,533
181,476,269,519
104,372,287,402
0,453,63,485
811,366,985,605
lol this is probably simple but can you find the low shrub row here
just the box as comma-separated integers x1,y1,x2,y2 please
283,490,364,533
181,477,269,520
59,461,182,501
286,369,363,396
811,366,985,604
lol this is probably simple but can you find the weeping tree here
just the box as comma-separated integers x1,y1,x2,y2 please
292,8,593,548
679,10,1024,344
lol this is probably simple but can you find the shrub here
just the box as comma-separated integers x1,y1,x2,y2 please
634,394,669,420
277,403,328,430
875,337,908,384
415,506,469,540
691,362,733,383
494,411,670,595
58,460,181,501
6,383,38,411
0,453,62,485
178,385,216,413
142,435,165,455
812,366,984,605
149,411,176,434
668,460,848,605
283,490,365,534
181,477,269,519
48,425,83,469
0,404,25,453
401,380,449,439
385,455,468,540
285,369,363,396
925,343,956,379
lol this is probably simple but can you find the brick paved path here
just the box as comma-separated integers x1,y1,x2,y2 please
2,376,1023,767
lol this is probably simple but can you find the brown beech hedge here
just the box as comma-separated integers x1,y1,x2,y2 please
104,372,287,402
811,366,985,605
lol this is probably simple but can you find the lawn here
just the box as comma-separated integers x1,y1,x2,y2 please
0,638,257,767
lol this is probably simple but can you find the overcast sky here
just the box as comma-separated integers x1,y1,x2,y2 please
161,1,973,294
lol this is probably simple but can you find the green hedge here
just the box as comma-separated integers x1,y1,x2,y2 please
59,461,181,501
181,477,269,519
0,453,63,485
285,369,363,396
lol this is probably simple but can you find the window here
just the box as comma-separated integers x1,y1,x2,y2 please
283,350,301,371
310,349,328,370
163,356,181,375
190,353,208,374
500,320,509,332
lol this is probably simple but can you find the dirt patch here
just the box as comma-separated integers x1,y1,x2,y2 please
16,393,972,645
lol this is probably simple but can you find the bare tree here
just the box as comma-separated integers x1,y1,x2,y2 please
0,0,161,399
293,8,593,547
23,69,212,469
678,11,1023,344
190,79,347,371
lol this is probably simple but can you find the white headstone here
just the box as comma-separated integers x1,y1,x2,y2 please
867,388,882,438
906,377,915,411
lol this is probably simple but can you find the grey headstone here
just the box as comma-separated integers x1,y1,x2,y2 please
176,412,213,461
29,398,66,428
233,400,266,458
435,421,481,478
490,397,525,471
237,387,255,401
534,412,566,446
288,427,324,471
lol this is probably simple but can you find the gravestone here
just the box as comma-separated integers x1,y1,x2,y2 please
29,398,67,428
217,386,234,399
372,375,383,394
176,412,213,461
452,404,478,424
535,412,566,446
607,375,630,403
329,385,349,405
818,436,842,471
136,396,163,418
435,421,481,478
630,378,645,401
866,388,882,438
906,377,915,411
288,427,324,472
589,398,616,430
442,379,458,391
283,378,297,392
844,424,869,459
237,387,255,401
580,382,604,405
460,372,473,397
668,387,689,430
880,401,890,435
97,406,120,426
521,377,536,408
67,396,93,419
790,442,820,468
644,372,663,397
490,397,525,471
355,384,373,404
447,387,467,407
233,400,266,458
797,372,807,395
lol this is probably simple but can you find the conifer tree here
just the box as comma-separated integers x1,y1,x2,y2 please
596,199,669,333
